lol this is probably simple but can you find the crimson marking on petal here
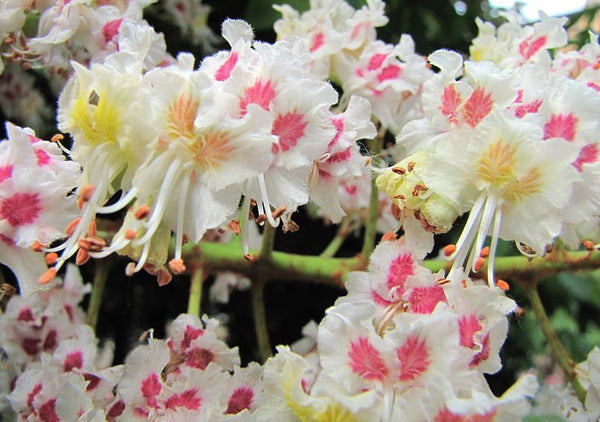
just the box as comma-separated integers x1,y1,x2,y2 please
27,382,43,410
181,325,204,350
329,147,352,163
0,192,42,227
350,21,370,40
371,290,395,307
273,112,308,152
462,87,493,128
327,118,344,148
408,286,447,314
103,18,124,44
397,335,430,381
469,332,491,368
348,336,389,381
386,252,415,294
519,35,547,60
588,82,600,92
514,98,542,118
343,184,358,195
225,386,254,414
458,314,483,349
309,32,324,52
216,52,239,81
83,373,101,391
440,84,462,124
0,165,13,183
107,400,125,418
239,79,276,116
470,409,497,422
35,149,51,166
368,53,387,71
165,388,202,411
17,307,34,321
573,144,599,172
377,64,401,82
38,398,59,422
544,113,578,142
64,350,84,372
185,347,214,369
141,373,162,409
64,304,74,321
43,330,57,351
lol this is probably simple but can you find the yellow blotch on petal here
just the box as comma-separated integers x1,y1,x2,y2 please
504,167,542,203
72,88,121,147
188,130,234,169
477,141,517,188
167,93,199,140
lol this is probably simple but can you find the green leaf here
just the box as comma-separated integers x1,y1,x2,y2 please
523,415,566,422
245,0,310,31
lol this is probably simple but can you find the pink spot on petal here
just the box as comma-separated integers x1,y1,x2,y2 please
215,52,238,81
83,373,101,391
588,82,600,92
43,330,57,351
22,338,41,355
107,400,125,418
64,304,74,321
458,314,482,349
27,382,43,410
514,98,542,118
165,389,202,411
103,18,123,44
38,398,59,422
519,35,547,61
327,118,344,148
64,350,83,372
181,325,204,350
348,336,389,381
573,144,598,172
0,165,13,183
185,347,214,369
225,386,254,414
377,64,401,82
469,332,491,368
343,184,358,196
0,192,42,227
272,112,308,152
350,22,370,40
239,79,276,116
386,252,415,294
470,410,498,422
397,335,430,381
408,286,446,314
462,87,493,128
371,290,395,307
309,32,324,52
329,147,352,162
434,407,465,422
367,53,387,71
544,113,578,141
141,373,162,409
440,84,462,124
35,149,51,166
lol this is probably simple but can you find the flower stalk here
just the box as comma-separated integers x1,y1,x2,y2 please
86,259,110,331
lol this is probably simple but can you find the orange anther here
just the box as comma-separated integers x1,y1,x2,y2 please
474,257,485,272
31,240,45,253
411,184,427,197
390,203,401,220
39,268,57,285
228,219,241,235
443,244,456,257
364,157,371,166
51,134,64,143
583,240,595,251
44,253,58,266
78,184,94,209
157,269,172,286
480,246,490,257
168,258,186,274
182,234,189,244
134,204,151,220
272,206,287,219
65,218,81,237
244,253,257,262
255,214,267,224
496,279,510,291
125,262,136,277
87,220,97,237
392,167,406,175
461,279,468,288
125,229,137,240
381,231,397,242
436,278,451,286
393,193,405,200
407,161,416,172
76,248,90,266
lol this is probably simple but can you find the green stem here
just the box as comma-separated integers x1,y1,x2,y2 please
86,260,110,331
361,130,384,260
321,217,354,258
251,278,272,362
187,266,204,317
523,281,587,404
260,223,276,261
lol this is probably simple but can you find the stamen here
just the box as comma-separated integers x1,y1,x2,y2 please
168,258,186,274
480,246,490,257
392,167,406,175
364,157,371,166
65,218,81,237
76,249,90,266
97,187,138,214
583,240,594,251
496,279,510,291
31,241,45,253
381,231,397,242
411,184,427,197
244,253,257,262
272,205,287,219
88,220,97,237
436,278,451,285
256,214,267,224
174,171,191,261
443,244,456,257
486,207,503,287
470,195,497,273
134,204,151,220
257,174,279,227
125,229,137,240
39,268,57,285
131,240,152,274
228,219,241,235
125,262,136,277
157,269,172,286
78,184,95,209
474,257,485,272
407,161,416,172
44,253,58,266
51,134,64,143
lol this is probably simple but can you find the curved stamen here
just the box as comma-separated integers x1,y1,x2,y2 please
96,187,138,214
487,207,503,287
242,197,251,255
257,174,279,227
132,239,152,273
88,237,130,259
174,171,191,261
469,194,498,273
